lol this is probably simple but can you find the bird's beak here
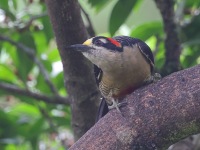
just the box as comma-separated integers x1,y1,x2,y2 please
68,44,93,52
68,39,94,52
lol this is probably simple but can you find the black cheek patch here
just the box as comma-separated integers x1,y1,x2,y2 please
103,43,123,52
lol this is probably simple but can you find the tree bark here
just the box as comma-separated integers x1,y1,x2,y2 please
154,0,181,76
69,65,200,150
45,0,100,140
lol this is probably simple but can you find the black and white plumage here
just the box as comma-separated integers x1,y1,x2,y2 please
94,65,108,122
113,36,154,72
93,36,155,121
69,36,155,121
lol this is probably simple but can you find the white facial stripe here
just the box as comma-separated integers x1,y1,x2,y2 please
99,38,107,43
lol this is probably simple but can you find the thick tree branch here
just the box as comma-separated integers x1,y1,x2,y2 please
0,82,69,104
0,35,58,95
45,0,101,140
154,0,182,75
69,65,200,150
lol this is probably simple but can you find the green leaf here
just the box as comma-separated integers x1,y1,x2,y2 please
181,47,200,68
52,72,65,92
40,16,53,43
14,96,36,105
26,118,45,150
47,49,60,62
181,15,200,42
42,59,52,72
185,0,200,8
27,118,45,139
0,110,18,138
36,73,51,94
0,0,8,10
130,21,163,41
32,32,47,54
87,0,106,7
52,116,71,128
0,64,18,83
11,0,17,10
15,32,36,82
0,43,2,57
7,103,41,137
109,0,139,36
9,103,40,118
0,1,15,20
87,0,111,12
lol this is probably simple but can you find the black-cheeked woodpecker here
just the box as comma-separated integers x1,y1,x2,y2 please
69,36,158,121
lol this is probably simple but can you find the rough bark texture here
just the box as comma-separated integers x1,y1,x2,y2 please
154,0,181,76
45,0,100,140
69,65,200,150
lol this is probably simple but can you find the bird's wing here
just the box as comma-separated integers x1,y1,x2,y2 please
95,98,109,122
94,65,103,85
114,36,154,73
137,41,154,73
95,36,155,122
94,65,109,122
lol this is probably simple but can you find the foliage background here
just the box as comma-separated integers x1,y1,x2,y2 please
0,0,199,149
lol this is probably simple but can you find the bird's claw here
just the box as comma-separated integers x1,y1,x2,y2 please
153,73,162,82
108,99,127,112
144,73,161,84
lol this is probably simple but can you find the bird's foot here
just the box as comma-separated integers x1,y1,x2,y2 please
144,73,162,84
108,99,127,112
153,73,162,82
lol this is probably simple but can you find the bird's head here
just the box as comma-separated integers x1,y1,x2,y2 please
69,36,123,70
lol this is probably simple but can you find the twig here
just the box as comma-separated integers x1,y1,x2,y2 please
80,5,95,37
0,35,58,95
39,105,57,130
0,82,70,105
16,12,48,31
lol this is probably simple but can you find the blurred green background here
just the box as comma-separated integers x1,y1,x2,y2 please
0,0,199,149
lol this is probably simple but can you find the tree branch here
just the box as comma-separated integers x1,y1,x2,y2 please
80,5,95,37
0,82,69,104
154,0,182,75
0,35,58,95
16,12,48,32
69,65,200,150
45,0,101,140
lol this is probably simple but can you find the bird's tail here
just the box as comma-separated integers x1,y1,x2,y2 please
95,97,109,122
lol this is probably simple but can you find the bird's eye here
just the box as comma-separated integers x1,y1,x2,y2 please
94,40,103,46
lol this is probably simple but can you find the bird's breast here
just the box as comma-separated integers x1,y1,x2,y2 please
99,74,140,99
99,46,151,99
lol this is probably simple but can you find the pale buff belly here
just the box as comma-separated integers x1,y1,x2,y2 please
99,63,151,99
98,45,152,102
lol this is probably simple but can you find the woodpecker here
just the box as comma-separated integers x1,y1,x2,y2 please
69,36,156,120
